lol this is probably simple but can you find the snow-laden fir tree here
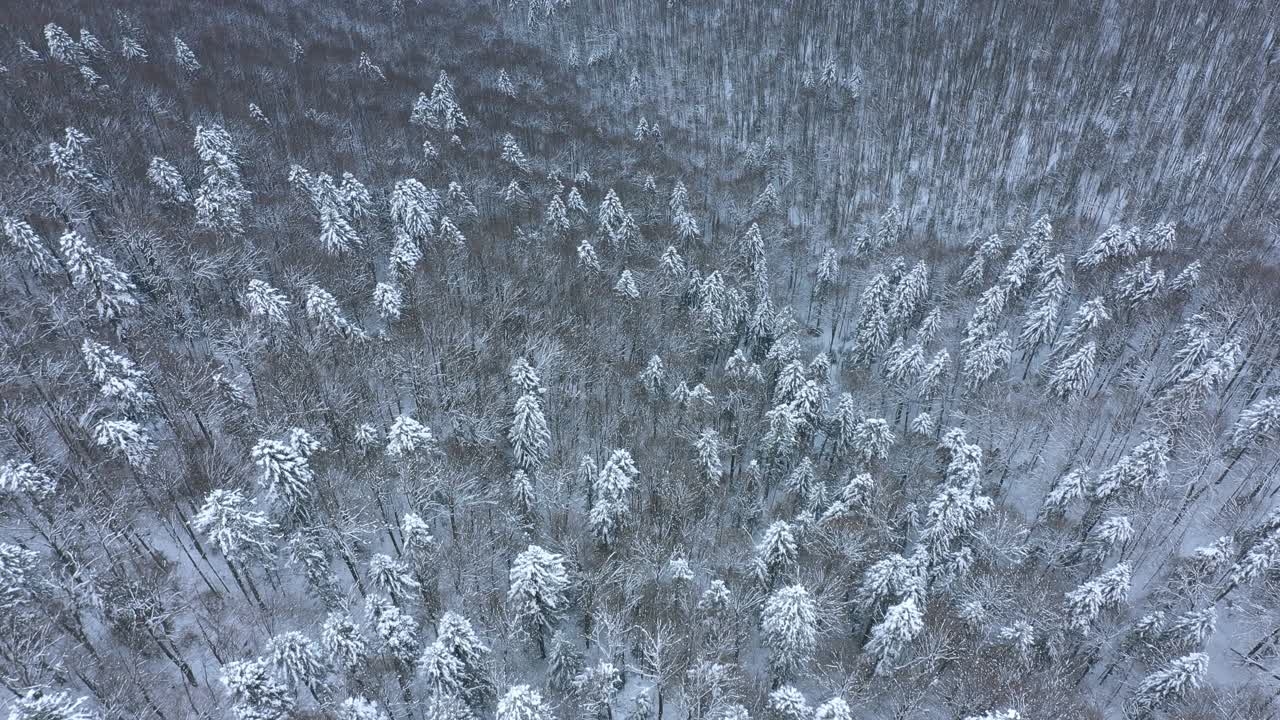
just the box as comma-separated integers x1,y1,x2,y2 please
252,436,315,512
1130,652,1207,716
496,68,517,97
245,279,291,326
194,489,277,565
44,24,86,65
390,178,439,240
509,392,550,471
193,124,251,236
366,595,420,668
589,449,638,544
387,414,435,457
93,418,154,468
120,34,148,62
864,595,924,675
754,520,798,588
508,544,569,650
370,553,420,605
614,269,640,299
147,156,190,203
318,204,361,254
266,631,330,700
174,36,200,75
766,686,811,720
1092,435,1169,502
0,542,41,609
81,338,152,410
59,230,138,321
1064,562,1130,633
498,686,551,720
694,428,723,483
1230,395,1280,452
0,460,55,501
1,216,56,273
851,417,894,465
1052,297,1110,357
374,281,403,321
221,658,295,720
1047,341,1097,399
761,583,818,680
412,71,469,132
321,611,368,673
501,134,530,173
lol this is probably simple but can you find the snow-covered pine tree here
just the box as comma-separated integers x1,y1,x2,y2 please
754,520,798,588
589,449,638,544
221,657,295,720
194,489,277,565
509,392,551,471
508,544,569,652
761,583,818,680
864,596,923,675
386,414,435,457
1046,341,1097,400
498,685,552,720
1130,652,1208,716
59,230,139,321
266,631,330,700
174,36,200,76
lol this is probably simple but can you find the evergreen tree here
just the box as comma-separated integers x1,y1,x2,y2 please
509,392,551,471
761,583,818,680
508,544,570,650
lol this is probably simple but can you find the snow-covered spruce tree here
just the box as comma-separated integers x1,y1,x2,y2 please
245,279,291,326
252,435,315,515
864,595,924,675
193,124,251,236
1064,562,1131,634
694,428,724,483
421,611,492,706
366,595,420,669
1046,341,1097,400
412,71,469,132
7,689,99,720
1,216,57,273
266,631,330,701
766,686,810,720
390,178,439,241
147,156,190,203
754,520,798,589
221,657,295,720
321,611,368,674
173,36,200,76
387,414,435,457
193,488,277,565
761,583,818,680
498,685,552,720
1039,470,1086,521
374,281,403,321
59,230,139,321
92,417,155,469
508,544,569,654
1130,652,1208,717
0,460,55,501
509,391,550,471
370,553,420,605
589,449,638,545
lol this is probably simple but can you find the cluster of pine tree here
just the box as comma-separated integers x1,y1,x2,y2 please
0,1,1278,720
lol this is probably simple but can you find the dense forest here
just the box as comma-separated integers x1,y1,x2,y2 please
2,1,1280,719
